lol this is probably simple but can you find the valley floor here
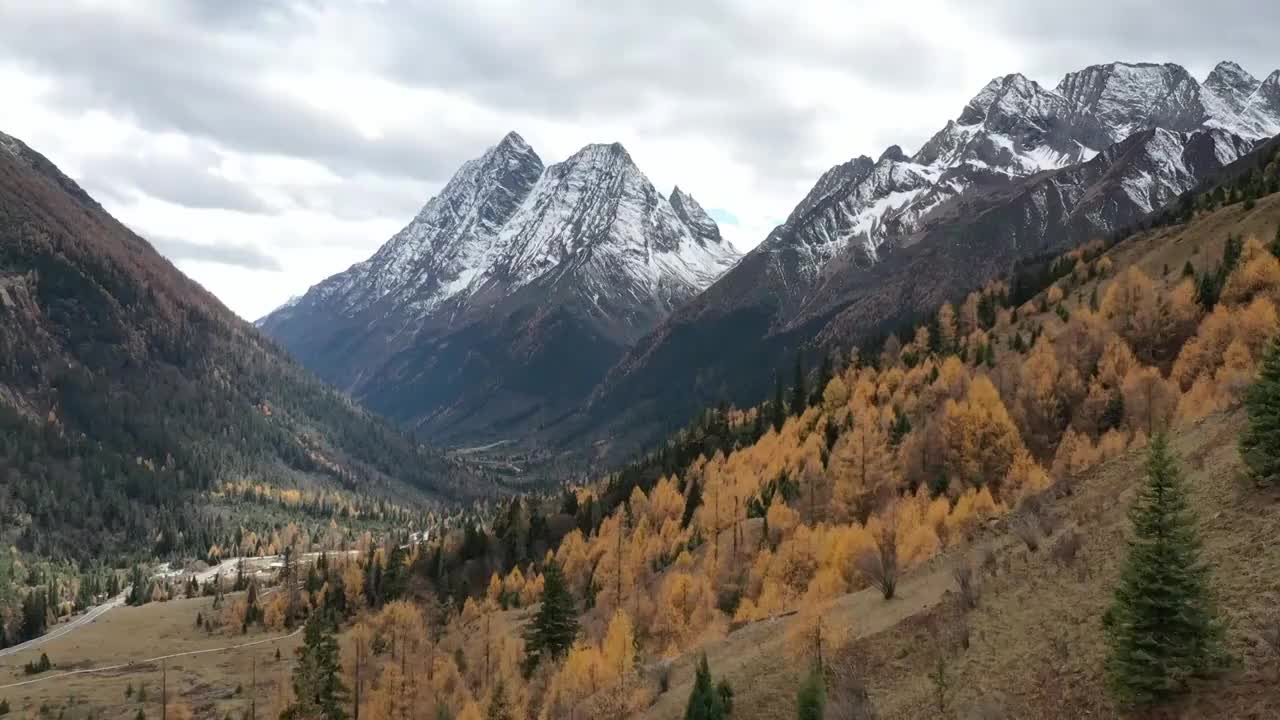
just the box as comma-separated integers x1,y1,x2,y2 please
0,592,299,719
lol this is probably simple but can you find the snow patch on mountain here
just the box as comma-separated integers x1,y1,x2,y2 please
262,133,738,329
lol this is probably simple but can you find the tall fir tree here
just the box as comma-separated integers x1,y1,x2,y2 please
810,353,833,408
796,664,825,720
282,612,349,720
791,352,807,417
1241,335,1280,486
772,371,787,432
1104,434,1226,705
685,654,730,720
522,561,578,673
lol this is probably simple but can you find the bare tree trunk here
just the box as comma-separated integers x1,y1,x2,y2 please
250,654,257,720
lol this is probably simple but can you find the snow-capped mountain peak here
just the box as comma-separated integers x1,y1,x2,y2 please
257,132,741,440
760,59,1279,281
262,132,739,331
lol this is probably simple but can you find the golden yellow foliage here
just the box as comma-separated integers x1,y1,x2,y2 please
601,610,637,679
1222,238,1280,305
941,377,1024,490
486,573,503,606
1122,366,1178,436
1002,448,1051,502
829,412,897,523
1051,428,1100,481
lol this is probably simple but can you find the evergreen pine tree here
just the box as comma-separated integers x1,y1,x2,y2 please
282,612,349,720
796,665,825,720
1241,335,1280,486
522,561,578,673
1104,434,1226,705
772,371,787,432
1101,392,1126,432
790,352,807,417
810,353,833,408
1181,260,1195,278
684,654,729,720
682,477,703,529
1271,225,1280,258
382,545,408,602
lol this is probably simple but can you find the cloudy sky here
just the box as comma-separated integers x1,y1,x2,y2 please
2,1,1277,320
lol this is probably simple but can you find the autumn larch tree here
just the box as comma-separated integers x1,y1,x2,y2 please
282,611,349,720
1241,334,1280,486
1104,434,1226,706
522,560,578,674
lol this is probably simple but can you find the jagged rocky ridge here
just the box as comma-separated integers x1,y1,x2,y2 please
774,61,1280,280
259,133,739,443
577,60,1278,458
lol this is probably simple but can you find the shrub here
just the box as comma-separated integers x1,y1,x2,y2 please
953,563,979,610
1050,526,1082,566
23,653,52,675
857,528,899,600
1012,514,1042,552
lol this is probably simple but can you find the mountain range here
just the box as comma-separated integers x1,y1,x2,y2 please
259,60,1280,460
258,135,739,443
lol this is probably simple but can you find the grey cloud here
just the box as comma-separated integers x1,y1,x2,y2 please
282,176,435,223
975,0,1280,84
80,151,272,214
149,235,283,271
4,0,1274,234
0,4,490,186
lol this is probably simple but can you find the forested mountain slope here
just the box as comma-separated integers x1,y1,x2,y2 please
0,130,489,564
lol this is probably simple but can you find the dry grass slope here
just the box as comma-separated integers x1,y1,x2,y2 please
630,409,1280,720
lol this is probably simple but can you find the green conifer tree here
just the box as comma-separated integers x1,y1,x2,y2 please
796,664,825,720
791,352,807,417
685,654,729,720
810,353,833,408
522,561,578,673
1241,335,1280,486
282,612,349,720
1104,434,1226,705
772,371,787,432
